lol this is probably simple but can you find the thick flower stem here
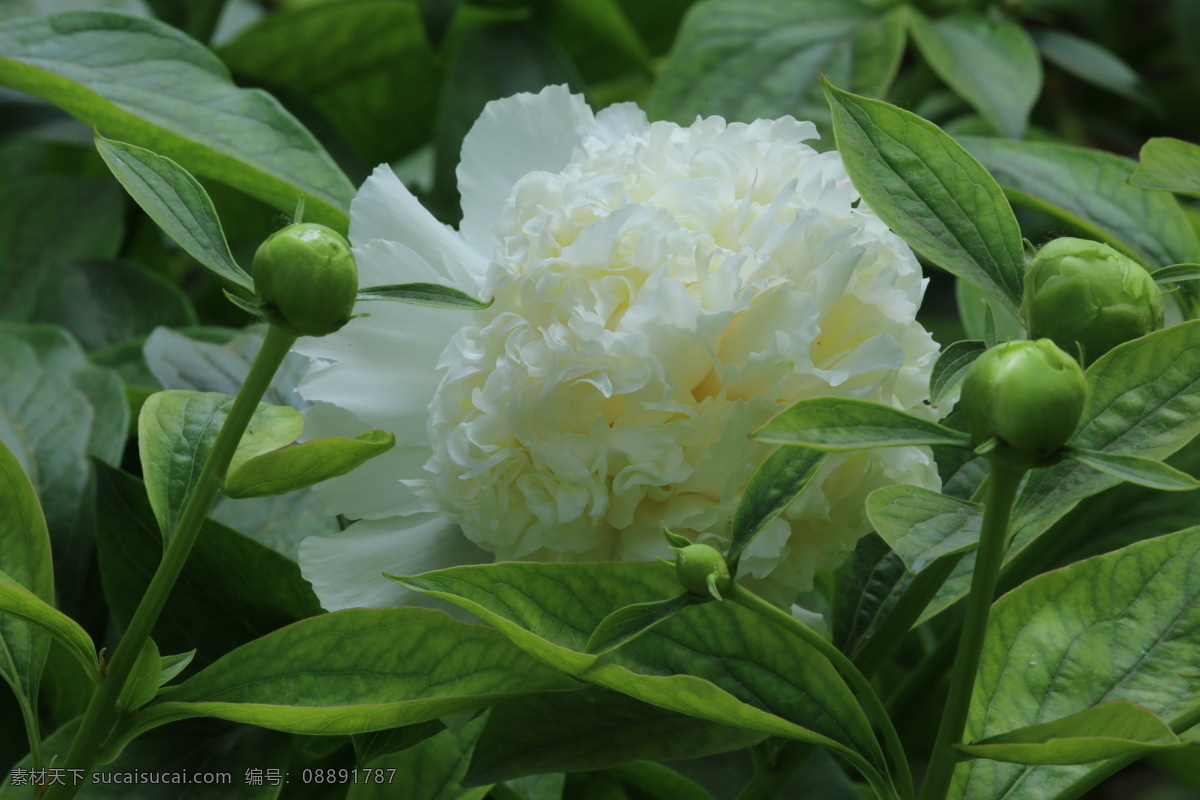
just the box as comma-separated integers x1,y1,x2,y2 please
729,584,913,800
43,324,297,800
916,464,1025,800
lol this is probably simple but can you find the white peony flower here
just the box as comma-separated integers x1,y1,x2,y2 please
295,85,942,610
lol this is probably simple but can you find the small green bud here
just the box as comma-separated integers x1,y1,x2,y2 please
962,339,1088,469
1023,237,1163,365
675,544,732,601
253,223,358,337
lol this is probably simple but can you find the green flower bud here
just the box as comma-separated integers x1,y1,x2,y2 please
1022,237,1163,365
253,223,358,337
962,339,1088,469
675,544,732,600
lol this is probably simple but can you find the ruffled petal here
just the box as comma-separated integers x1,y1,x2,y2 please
457,85,598,255
299,514,489,610
350,165,486,291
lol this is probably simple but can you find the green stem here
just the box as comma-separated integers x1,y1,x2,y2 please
729,584,914,800
43,324,297,800
916,464,1025,800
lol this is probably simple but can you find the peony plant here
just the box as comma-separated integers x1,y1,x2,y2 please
1,9,1199,799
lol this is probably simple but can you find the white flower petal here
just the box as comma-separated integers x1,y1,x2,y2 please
299,401,434,519
350,165,485,291
299,514,489,610
457,85,598,255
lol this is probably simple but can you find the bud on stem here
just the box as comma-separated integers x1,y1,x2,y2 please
253,223,358,337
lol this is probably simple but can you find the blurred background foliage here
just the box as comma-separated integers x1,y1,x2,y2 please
1,0,1199,798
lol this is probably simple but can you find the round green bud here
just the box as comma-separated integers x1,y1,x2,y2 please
962,339,1088,469
253,223,358,337
1022,237,1163,365
675,544,732,600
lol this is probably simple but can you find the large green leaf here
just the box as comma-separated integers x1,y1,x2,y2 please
909,11,1041,138
1,716,291,800
137,390,302,543
466,688,760,786
831,533,911,663
960,137,1200,267
754,397,970,451
866,485,981,573
650,0,906,127
395,562,891,788
0,571,98,681
0,11,354,230
125,608,577,737
0,324,126,611
951,527,1200,799
728,446,825,570
1031,29,1151,107
0,439,57,741
824,82,1024,312
94,463,322,669
1130,137,1200,199
924,321,1200,623
956,701,1181,766
4,258,196,352
218,0,438,169
536,0,651,85
0,177,124,318
348,714,491,800
94,134,252,292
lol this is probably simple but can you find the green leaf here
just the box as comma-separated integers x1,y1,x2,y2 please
930,340,986,409
1031,29,1152,108
585,593,698,655
867,485,982,573
431,20,580,218
94,462,322,669
956,701,1181,765
924,321,1200,624
831,533,911,662
117,637,162,714
1065,447,1200,491
224,429,396,499
4,258,197,352
210,487,339,562
353,720,446,766
607,762,716,800
218,0,438,168
823,81,1024,312
158,650,194,687
127,608,576,737
467,688,759,787
959,137,1200,268
909,11,1041,138
394,562,890,785
0,324,127,611
754,397,970,451
650,0,906,127
951,527,1200,798
143,325,308,406
2,716,292,799
1151,263,1200,285
728,446,825,570
0,176,123,316
357,283,493,310
94,133,252,292
0,11,354,230
349,714,491,800
955,279,1024,345
1130,137,1200,199
137,390,302,542
536,0,652,85
0,571,99,680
